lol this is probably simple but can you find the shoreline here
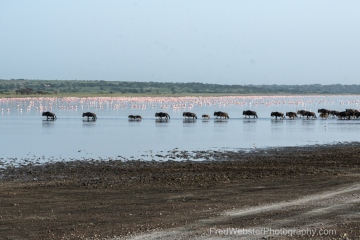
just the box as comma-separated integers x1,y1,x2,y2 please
0,141,357,170
1,143,359,239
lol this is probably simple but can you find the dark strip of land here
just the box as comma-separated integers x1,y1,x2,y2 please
1,79,360,96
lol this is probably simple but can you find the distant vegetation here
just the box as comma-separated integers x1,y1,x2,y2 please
1,79,360,97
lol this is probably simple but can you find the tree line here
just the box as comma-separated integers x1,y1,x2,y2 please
1,79,360,96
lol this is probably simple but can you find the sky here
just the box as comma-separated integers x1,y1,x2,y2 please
1,1,360,85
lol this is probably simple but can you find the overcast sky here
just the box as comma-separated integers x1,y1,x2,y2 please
1,1,360,85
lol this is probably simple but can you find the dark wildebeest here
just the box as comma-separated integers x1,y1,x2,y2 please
346,108,359,113
42,111,57,120
82,112,97,120
345,109,358,119
155,112,170,119
243,110,258,118
337,111,352,120
318,108,330,114
286,112,298,120
214,111,229,119
128,115,142,120
183,112,197,119
303,111,317,119
202,114,210,119
271,112,285,120
297,110,316,119
297,110,308,118
329,110,340,118
354,111,360,119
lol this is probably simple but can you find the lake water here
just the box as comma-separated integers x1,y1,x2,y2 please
1,95,360,166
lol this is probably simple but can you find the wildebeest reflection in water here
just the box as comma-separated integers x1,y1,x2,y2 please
183,118,196,123
82,112,97,121
42,111,57,121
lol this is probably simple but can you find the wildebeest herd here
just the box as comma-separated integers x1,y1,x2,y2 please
272,108,360,120
42,108,360,121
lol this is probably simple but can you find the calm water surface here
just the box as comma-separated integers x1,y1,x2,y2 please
1,95,360,165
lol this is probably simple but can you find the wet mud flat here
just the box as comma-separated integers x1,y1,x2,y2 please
0,143,360,239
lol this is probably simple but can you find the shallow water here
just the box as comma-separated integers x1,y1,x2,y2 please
1,95,360,165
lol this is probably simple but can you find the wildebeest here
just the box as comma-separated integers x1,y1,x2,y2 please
297,110,316,119
202,114,210,119
296,110,308,118
354,111,360,119
271,112,285,120
128,115,142,120
318,108,330,114
155,112,170,119
82,112,97,120
303,111,317,119
329,110,340,118
345,109,359,119
42,111,57,120
243,110,258,118
214,111,229,119
286,112,298,120
346,108,359,114
337,111,352,120
183,112,197,119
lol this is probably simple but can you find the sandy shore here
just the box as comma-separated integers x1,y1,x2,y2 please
1,143,359,239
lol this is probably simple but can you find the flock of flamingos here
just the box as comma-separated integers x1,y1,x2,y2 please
1,96,360,121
